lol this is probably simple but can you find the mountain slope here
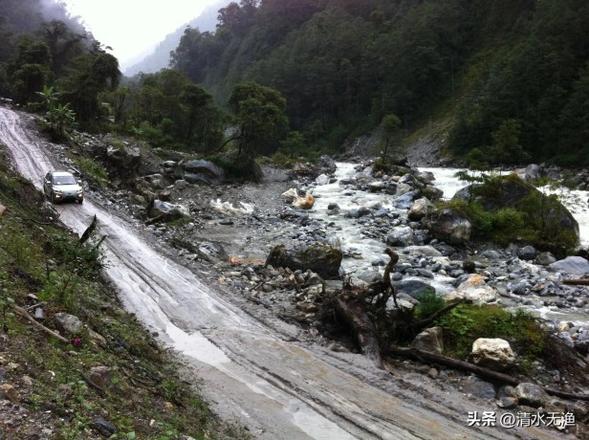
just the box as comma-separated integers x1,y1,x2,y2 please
125,1,225,76
170,0,589,165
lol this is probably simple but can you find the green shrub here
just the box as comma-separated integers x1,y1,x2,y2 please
443,174,579,254
74,157,109,188
437,304,546,368
45,234,104,279
414,292,446,319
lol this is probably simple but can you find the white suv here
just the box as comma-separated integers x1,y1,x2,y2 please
43,171,84,204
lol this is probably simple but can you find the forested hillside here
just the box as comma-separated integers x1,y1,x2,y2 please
171,0,589,165
0,0,120,129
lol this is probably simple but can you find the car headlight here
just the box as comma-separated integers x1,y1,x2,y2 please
54,190,63,195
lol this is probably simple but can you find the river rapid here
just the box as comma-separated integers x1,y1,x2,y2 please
310,163,589,326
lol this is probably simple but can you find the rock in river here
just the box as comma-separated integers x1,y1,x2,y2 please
266,243,342,279
549,256,589,276
448,274,497,304
386,226,414,247
425,208,472,245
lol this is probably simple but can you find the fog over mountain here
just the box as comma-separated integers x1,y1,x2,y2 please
125,0,224,77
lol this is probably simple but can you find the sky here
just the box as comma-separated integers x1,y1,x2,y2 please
62,0,221,69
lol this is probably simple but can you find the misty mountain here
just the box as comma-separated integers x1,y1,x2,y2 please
125,0,225,77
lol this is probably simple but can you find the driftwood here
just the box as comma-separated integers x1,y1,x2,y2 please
563,279,589,286
336,293,383,368
389,346,589,402
79,215,97,244
13,305,69,343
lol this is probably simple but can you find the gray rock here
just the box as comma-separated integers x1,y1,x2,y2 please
408,198,433,221
497,397,518,409
402,246,442,257
535,252,556,266
517,245,537,261
386,226,414,247
393,279,435,298
54,313,83,335
92,417,117,437
266,243,342,279
394,191,418,209
515,383,547,408
462,376,496,399
182,160,224,184
549,256,589,276
524,164,543,181
425,208,472,245
411,326,444,354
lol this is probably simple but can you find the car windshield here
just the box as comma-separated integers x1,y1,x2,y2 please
53,175,77,185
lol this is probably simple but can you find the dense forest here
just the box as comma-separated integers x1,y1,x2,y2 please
1,0,588,167
170,0,589,165
0,0,121,129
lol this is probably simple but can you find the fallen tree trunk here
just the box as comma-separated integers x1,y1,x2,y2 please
562,279,589,286
389,346,519,385
389,346,589,401
13,305,69,343
336,294,383,369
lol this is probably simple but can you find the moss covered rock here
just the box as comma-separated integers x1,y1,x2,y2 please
445,174,579,255
266,243,342,279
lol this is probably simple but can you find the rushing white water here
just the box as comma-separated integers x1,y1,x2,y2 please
310,163,395,275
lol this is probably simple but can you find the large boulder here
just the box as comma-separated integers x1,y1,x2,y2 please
453,174,579,251
471,338,516,370
319,155,337,175
411,327,444,354
524,164,544,181
425,208,472,245
448,274,497,304
549,256,589,276
266,244,342,279
182,160,224,185
408,198,434,221
106,144,141,172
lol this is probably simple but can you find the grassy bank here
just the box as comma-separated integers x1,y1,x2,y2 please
0,150,246,439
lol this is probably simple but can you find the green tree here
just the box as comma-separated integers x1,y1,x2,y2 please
229,82,288,156
489,119,530,166
381,113,401,158
59,51,120,124
180,83,223,149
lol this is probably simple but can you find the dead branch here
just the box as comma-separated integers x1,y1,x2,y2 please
562,279,589,286
414,299,464,331
79,215,97,244
389,346,589,402
13,305,69,343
